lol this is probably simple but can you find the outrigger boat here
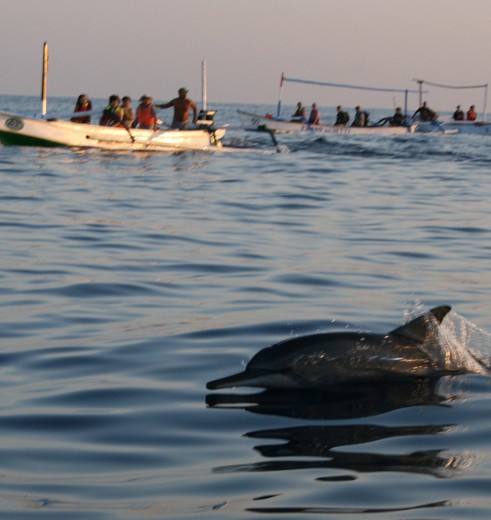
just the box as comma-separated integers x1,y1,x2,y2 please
413,78,491,135
0,44,226,151
239,73,420,136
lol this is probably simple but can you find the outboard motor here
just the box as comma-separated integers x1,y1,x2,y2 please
196,109,217,129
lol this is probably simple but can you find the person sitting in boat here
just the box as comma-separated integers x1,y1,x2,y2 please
133,95,158,130
71,94,92,124
466,105,477,121
308,103,321,125
389,107,405,126
352,106,367,127
334,105,350,126
156,87,198,129
291,102,307,122
99,95,124,127
453,105,465,121
412,101,437,122
121,96,135,129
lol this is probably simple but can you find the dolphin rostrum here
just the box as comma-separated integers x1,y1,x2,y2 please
206,306,470,390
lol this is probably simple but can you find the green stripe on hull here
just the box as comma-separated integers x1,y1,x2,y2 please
0,131,65,147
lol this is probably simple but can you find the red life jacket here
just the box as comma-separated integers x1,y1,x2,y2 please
137,105,156,127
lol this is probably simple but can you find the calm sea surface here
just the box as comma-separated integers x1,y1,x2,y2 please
0,95,491,519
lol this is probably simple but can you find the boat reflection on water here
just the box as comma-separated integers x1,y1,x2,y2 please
206,378,476,480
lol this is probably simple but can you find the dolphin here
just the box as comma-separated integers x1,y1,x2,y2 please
206,306,466,390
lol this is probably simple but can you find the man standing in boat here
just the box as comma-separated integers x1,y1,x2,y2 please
157,88,198,129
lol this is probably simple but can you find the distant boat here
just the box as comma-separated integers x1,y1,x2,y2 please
0,44,226,151
238,110,415,136
413,78,491,135
239,73,420,136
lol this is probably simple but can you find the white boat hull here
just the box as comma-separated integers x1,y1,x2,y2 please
415,120,491,135
0,112,226,151
238,110,415,136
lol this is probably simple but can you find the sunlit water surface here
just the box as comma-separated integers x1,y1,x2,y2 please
0,95,491,519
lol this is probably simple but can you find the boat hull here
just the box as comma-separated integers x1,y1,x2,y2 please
238,110,415,136
0,112,226,151
415,120,491,135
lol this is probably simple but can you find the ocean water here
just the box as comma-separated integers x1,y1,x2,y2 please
0,94,491,519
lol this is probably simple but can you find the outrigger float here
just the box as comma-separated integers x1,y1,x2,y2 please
239,73,420,136
0,43,226,152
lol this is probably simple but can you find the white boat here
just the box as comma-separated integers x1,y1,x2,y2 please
238,109,415,136
239,74,421,136
0,111,226,151
413,78,491,135
0,43,226,152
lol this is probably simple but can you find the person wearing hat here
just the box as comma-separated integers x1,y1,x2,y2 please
156,87,198,129
134,95,158,130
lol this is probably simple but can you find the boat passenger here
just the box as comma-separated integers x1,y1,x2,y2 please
291,102,307,122
412,101,437,122
308,103,321,125
466,105,477,121
99,95,124,127
121,96,135,129
352,106,367,127
334,105,350,126
453,105,465,121
71,94,92,124
134,95,158,130
389,107,405,126
156,87,198,129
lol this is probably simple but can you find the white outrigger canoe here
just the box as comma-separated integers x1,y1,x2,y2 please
0,43,226,152
0,111,226,151
239,74,421,136
238,110,416,136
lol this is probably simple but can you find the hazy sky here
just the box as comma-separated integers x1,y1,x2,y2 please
1,0,490,111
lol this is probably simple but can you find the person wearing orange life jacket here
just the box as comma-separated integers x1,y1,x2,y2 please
134,95,158,130
466,105,477,121
99,95,124,127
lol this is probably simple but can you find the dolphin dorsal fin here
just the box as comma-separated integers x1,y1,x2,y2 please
390,305,452,343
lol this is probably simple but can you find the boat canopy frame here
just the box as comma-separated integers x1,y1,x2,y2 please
413,78,489,122
277,73,424,123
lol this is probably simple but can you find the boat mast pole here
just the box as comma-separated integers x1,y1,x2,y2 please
41,42,49,117
201,59,207,111
483,83,488,122
276,73,284,119
417,79,423,107
404,89,408,124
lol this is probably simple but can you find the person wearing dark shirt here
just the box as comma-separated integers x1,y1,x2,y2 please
352,106,366,127
412,101,437,122
334,105,350,125
453,105,464,121
291,102,307,121
390,107,405,126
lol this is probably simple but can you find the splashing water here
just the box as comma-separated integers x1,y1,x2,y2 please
438,311,491,374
